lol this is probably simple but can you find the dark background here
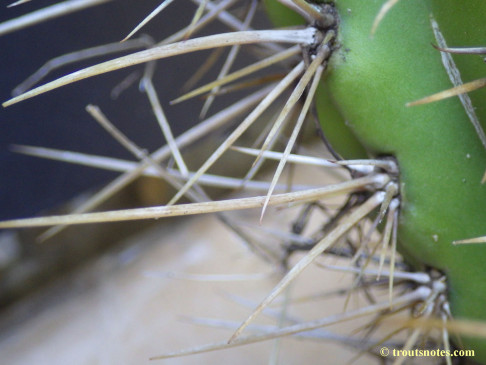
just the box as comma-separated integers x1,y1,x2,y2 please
0,0,213,220
0,0,280,312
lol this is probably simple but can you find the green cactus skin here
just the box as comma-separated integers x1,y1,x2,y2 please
266,0,486,360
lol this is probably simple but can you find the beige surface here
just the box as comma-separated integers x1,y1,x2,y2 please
0,208,381,364
0,157,387,364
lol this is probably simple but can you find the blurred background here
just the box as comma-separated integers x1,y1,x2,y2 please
0,0,201,311
1,0,197,221
0,0,272,310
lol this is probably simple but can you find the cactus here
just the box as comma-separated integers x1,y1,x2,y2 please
1,0,486,363
320,0,486,361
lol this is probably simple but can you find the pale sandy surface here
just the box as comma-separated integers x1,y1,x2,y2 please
0,214,378,364
0,162,381,364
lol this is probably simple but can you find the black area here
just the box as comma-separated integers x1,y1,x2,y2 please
0,0,206,220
